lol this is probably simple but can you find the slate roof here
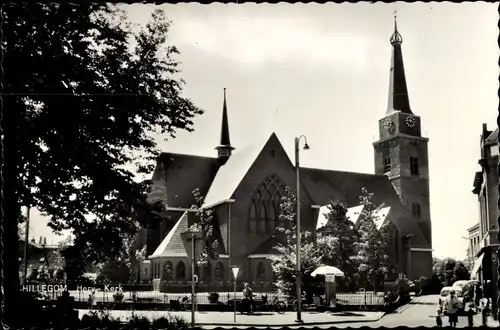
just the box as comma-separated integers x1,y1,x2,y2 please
202,132,275,208
301,168,429,248
150,210,227,259
158,153,220,209
150,211,189,258
316,205,391,231
20,245,65,276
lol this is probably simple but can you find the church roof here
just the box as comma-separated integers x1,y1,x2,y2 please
301,168,429,248
158,153,220,209
316,205,391,231
202,132,275,208
149,211,189,258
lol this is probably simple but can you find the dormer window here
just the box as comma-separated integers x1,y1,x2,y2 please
383,157,392,173
410,157,419,175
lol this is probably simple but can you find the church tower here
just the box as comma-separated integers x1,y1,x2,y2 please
215,88,234,165
373,17,432,247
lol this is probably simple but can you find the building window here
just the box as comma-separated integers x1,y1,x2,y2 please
176,261,185,279
410,157,419,175
383,156,391,173
257,262,266,281
203,262,212,279
248,174,287,234
271,149,276,158
412,203,421,218
144,267,148,275
249,201,257,232
215,262,224,279
164,261,173,280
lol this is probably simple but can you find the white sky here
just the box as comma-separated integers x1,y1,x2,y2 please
28,2,498,261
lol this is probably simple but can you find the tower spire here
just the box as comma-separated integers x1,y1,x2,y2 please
386,13,413,115
215,88,234,164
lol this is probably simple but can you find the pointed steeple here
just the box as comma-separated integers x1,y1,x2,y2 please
386,14,413,115
215,88,234,164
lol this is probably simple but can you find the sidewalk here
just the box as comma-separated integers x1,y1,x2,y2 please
474,313,500,328
78,309,384,326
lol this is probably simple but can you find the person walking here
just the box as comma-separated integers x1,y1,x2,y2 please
480,296,490,327
242,282,254,314
444,289,460,328
465,302,475,327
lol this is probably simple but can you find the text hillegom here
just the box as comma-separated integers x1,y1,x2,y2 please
20,284,124,292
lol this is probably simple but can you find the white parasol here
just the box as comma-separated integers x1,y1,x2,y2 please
311,265,344,277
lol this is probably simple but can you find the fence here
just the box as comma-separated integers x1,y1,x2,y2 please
66,288,384,306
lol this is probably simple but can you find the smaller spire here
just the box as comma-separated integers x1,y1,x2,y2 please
390,11,403,45
215,88,234,164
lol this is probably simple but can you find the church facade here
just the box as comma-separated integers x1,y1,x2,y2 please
136,20,433,292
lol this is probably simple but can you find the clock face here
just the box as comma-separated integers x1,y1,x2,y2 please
405,115,416,128
382,118,395,134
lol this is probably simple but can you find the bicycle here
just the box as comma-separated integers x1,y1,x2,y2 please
268,295,287,314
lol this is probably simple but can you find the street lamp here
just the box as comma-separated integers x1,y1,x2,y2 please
294,135,309,324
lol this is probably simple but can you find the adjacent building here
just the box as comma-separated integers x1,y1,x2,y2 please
471,124,499,307
136,19,434,292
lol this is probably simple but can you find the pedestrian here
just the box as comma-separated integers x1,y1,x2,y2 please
241,282,253,314
435,307,443,328
466,302,475,327
475,285,482,306
444,289,460,328
481,296,490,327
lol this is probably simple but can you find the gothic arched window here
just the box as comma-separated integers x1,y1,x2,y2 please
248,174,287,234
257,262,266,281
215,262,224,279
249,201,257,232
163,261,173,280
176,261,185,279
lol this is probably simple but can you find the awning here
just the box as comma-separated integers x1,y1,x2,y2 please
470,253,485,278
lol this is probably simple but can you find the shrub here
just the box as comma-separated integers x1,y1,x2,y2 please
80,310,122,329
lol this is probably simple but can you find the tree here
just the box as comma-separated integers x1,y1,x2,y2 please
316,201,359,290
433,257,470,286
353,188,390,291
2,3,203,318
97,232,147,283
188,188,218,266
270,187,322,297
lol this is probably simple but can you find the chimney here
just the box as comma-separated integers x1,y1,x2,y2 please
31,237,35,244
39,236,42,245
43,237,47,246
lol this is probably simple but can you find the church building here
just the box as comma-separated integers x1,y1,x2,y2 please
136,19,433,292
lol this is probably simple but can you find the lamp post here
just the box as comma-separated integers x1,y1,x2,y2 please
231,266,240,322
294,135,310,324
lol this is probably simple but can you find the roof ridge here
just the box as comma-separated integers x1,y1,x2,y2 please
301,167,385,178
160,152,217,160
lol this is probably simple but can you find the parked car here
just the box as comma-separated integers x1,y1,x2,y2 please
452,280,480,303
439,286,464,315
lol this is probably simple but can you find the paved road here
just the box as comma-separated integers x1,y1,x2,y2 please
202,295,499,328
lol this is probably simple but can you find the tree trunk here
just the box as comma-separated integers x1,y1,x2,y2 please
3,171,21,325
